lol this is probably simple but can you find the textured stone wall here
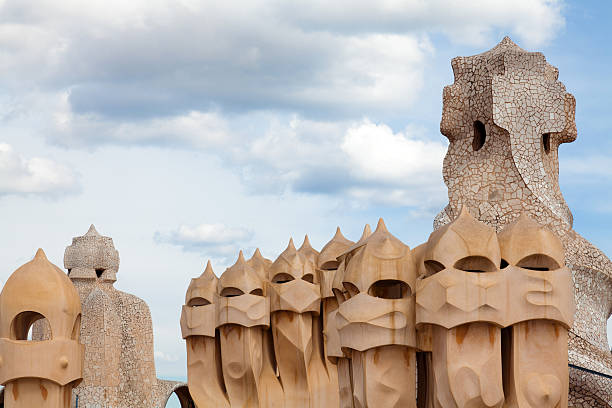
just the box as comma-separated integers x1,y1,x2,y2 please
56,226,187,408
568,366,612,407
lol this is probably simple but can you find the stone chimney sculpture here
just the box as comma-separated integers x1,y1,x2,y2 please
338,219,417,408
318,228,354,408
498,214,574,408
417,209,505,408
216,251,282,407
0,249,84,408
62,225,183,407
181,261,229,408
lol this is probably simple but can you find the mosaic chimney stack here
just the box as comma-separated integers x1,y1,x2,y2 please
61,225,186,407
181,38,610,407
0,249,84,408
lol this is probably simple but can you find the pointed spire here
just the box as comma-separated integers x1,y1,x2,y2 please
201,260,216,280
319,226,354,270
375,218,388,233
252,248,263,260
235,250,246,265
34,248,47,260
334,226,344,239
85,224,100,237
358,224,371,243
300,234,312,250
326,226,353,247
287,238,296,251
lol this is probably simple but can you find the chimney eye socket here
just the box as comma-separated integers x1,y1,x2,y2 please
473,120,486,151
250,288,263,296
368,280,410,299
542,133,551,154
454,256,496,273
95,269,104,278
220,287,244,297
302,274,314,283
424,260,445,276
188,297,210,307
517,254,560,271
11,311,51,341
272,273,294,284
343,282,359,298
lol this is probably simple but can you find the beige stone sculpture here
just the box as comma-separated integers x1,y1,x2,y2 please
318,228,354,408
180,216,578,407
63,225,185,407
297,235,341,408
216,251,282,408
338,219,417,408
268,238,334,407
417,209,505,408
0,249,84,408
498,214,574,408
181,260,229,408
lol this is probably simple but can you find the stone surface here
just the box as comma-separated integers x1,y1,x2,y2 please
0,249,84,408
59,226,187,408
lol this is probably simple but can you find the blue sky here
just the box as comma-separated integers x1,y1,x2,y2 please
0,1,610,400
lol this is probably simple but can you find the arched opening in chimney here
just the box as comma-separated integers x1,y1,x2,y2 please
473,120,486,151
542,133,551,154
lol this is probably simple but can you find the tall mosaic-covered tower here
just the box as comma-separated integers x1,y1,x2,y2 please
435,37,611,404
61,225,186,407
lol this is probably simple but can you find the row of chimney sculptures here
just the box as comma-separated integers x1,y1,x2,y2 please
181,211,575,407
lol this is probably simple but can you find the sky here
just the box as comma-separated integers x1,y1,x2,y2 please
0,0,610,404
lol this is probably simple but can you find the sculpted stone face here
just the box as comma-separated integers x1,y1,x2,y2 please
417,209,505,408
338,219,418,408
498,214,574,408
339,219,417,352
268,239,321,314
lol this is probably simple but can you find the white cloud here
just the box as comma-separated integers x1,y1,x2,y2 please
342,120,446,184
281,0,564,47
154,223,253,258
0,0,564,121
53,91,231,149
0,143,79,195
